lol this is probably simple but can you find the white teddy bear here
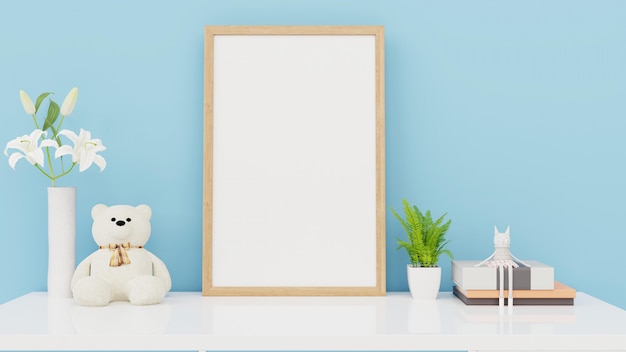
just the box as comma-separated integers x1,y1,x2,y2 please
71,204,171,306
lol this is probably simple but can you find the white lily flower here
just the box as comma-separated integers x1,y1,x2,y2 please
3,130,58,169
6,87,107,186
55,128,106,172
19,90,36,115
60,87,78,117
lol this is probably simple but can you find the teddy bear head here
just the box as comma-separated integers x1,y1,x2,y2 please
91,204,152,247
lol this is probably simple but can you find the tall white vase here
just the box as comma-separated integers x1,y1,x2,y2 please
47,187,76,298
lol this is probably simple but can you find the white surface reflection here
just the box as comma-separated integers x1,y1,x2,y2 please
70,300,172,335
201,296,381,336
2,292,626,351
407,299,441,334
452,301,576,335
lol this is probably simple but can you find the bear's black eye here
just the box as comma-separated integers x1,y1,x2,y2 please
111,218,116,222
126,218,132,222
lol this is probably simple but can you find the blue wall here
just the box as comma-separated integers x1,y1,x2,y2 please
1,0,625,310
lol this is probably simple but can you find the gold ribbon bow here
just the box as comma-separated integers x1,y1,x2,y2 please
100,242,143,267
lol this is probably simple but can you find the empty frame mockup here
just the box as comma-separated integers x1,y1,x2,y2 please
203,26,385,296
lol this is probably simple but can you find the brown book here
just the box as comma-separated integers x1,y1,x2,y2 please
456,281,575,298
453,281,576,306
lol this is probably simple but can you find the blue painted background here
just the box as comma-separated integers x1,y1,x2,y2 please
1,0,625,310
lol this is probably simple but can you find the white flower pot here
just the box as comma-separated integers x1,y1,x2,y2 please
47,187,76,298
407,265,441,299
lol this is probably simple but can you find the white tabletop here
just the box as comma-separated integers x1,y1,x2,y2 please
1,291,626,351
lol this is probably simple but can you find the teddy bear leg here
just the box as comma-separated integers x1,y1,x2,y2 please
72,276,112,306
126,275,168,305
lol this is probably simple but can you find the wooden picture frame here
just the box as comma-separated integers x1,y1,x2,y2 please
203,26,385,296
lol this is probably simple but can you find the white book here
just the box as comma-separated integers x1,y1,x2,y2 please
451,260,554,290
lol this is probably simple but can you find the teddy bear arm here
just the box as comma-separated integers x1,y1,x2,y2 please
71,254,94,289
148,252,172,292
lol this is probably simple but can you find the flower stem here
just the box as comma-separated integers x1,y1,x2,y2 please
56,115,66,132
32,112,56,181
45,146,55,181
54,117,67,173
50,163,76,181
31,114,40,130
34,164,54,185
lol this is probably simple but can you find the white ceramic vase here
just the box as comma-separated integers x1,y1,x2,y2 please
47,187,76,298
407,265,441,299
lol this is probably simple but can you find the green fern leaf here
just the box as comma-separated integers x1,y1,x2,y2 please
391,198,453,268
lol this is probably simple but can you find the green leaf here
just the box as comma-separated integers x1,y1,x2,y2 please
34,92,53,113
42,100,60,131
391,198,453,267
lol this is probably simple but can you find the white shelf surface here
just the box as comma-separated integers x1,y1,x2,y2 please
1,291,626,351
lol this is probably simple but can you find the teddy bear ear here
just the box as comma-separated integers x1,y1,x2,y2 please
136,204,152,219
91,204,108,219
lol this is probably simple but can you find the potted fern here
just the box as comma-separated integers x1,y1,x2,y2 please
390,198,453,299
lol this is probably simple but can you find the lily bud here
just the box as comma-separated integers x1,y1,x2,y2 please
19,90,36,115
60,87,78,116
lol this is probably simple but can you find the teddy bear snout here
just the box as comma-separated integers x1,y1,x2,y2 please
111,217,132,227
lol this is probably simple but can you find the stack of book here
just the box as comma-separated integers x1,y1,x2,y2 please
451,260,576,305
